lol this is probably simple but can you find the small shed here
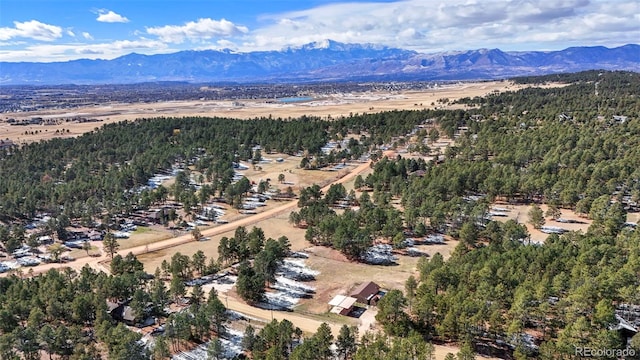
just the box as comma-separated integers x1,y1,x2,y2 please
350,281,381,305
328,295,357,316
610,315,638,345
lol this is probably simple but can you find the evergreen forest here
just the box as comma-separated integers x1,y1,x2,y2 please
1,70,640,359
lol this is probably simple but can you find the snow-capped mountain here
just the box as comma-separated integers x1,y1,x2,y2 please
0,41,638,85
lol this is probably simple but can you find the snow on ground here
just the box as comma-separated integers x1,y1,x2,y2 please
259,257,319,310
172,328,244,360
202,275,238,294
270,276,316,299
261,291,299,311
363,244,398,265
276,258,319,281
196,256,319,311
422,233,446,244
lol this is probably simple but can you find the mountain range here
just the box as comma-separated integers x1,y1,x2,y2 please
0,40,638,85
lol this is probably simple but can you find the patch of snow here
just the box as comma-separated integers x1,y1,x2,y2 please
172,328,244,360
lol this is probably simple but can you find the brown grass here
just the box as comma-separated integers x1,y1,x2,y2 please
298,237,459,315
491,203,592,243
0,81,563,145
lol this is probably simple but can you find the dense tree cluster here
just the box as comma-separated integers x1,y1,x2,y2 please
0,248,231,360
217,226,291,303
242,319,302,359
0,266,150,359
246,320,446,360
290,181,404,261
393,222,640,358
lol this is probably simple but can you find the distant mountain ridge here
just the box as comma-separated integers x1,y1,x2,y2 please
0,41,638,85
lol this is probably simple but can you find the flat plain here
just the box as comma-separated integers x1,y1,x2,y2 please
0,81,559,145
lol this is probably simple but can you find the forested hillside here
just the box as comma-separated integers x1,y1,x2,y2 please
0,111,427,222
288,70,640,358
1,70,640,359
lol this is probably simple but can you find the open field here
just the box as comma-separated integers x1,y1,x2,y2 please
297,240,458,315
493,203,638,243
137,210,308,272
232,153,358,192
492,203,593,243
0,81,561,145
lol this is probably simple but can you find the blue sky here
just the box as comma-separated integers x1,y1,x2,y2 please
1,0,638,62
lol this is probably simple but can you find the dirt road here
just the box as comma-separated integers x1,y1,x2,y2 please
222,294,495,360
3,153,384,278
224,297,344,336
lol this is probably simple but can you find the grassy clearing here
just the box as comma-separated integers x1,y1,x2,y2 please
118,227,173,250
132,226,152,235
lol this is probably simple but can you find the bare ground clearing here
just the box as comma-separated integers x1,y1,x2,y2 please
297,239,458,315
492,203,593,243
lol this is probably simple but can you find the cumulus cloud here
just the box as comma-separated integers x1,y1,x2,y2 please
146,18,249,43
96,10,130,23
0,20,63,41
244,0,639,52
1,0,637,62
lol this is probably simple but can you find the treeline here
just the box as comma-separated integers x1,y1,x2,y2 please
511,69,634,85
455,70,640,122
0,109,435,222
432,71,640,212
241,318,459,360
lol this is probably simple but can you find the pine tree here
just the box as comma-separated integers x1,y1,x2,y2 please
102,232,119,259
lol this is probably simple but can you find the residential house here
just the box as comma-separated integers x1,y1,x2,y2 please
350,281,383,306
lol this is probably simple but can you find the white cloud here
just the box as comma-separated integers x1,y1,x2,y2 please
1,0,637,63
0,20,63,41
96,10,130,23
67,30,75,37
0,41,26,47
216,39,237,49
146,18,249,43
243,0,639,52
0,39,171,62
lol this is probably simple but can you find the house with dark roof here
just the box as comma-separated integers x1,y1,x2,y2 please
0,139,14,150
106,300,154,327
350,281,383,306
